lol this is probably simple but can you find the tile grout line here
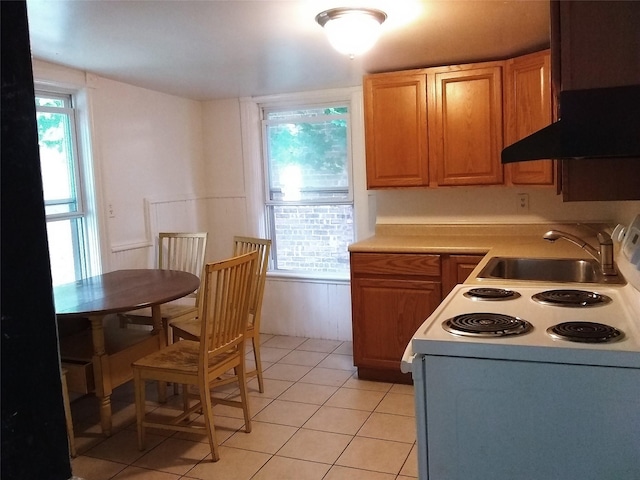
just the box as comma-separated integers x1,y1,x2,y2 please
70,336,417,479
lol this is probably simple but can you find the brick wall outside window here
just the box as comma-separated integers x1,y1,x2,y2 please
272,204,353,273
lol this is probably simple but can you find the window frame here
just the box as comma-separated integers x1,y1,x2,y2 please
35,88,98,285
260,100,355,278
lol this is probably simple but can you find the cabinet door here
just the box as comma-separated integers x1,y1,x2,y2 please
552,0,640,201
428,64,504,186
352,277,441,378
364,72,429,188
442,254,484,297
504,50,555,186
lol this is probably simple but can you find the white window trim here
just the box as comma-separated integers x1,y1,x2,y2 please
240,87,374,282
33,64,106,277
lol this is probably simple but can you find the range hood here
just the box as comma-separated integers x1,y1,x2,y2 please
502,85,640,163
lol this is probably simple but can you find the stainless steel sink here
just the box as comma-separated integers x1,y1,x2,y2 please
477,257,626,284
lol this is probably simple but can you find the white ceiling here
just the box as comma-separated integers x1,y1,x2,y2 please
26,0,550,101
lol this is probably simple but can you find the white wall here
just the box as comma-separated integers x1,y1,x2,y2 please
95,77,205,244
33,60,208,272
262,279,353,341
200,99,251,262
375,187,640,227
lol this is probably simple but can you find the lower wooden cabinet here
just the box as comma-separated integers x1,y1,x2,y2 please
352,276,441,383
442,254,484,297
350,251,484,383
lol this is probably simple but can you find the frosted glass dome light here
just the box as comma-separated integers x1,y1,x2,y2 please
316,7,387,58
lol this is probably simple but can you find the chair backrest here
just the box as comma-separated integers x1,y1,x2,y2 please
197,251,258,366
232,236,271,328
158,232,208,296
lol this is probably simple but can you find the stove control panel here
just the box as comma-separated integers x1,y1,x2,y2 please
617,214,640,295
621,214,640,269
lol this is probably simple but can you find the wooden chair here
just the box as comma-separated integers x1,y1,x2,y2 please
132,251,258,462
60,368,76,458
120,232,208,345
172,236,271,392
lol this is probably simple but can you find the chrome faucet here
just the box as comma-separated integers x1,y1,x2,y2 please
543,230,616,275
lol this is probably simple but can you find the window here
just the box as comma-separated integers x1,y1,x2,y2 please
263,103,354,276
35,91,90,286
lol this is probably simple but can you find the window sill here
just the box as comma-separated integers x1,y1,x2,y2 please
266,271,350,285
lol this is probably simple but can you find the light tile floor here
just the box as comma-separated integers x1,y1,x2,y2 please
69,335,418,480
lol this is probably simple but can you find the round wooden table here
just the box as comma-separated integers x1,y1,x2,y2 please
54,269,200,436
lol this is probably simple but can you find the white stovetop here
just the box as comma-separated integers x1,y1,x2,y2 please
410,282,640,368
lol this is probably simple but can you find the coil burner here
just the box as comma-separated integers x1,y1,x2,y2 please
442,313,533,337
463,288,521,301
532,289,612,307
547,321,624,343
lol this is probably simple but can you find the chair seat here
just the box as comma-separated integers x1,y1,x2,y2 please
132,339,239,374
172,318,255,341
124,299,197,321
170,318,201,341
160,302,197,318
121,300,198,346
171,317,258,389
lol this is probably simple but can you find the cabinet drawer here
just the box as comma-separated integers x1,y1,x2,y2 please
62,360,94,394
351,253,440,276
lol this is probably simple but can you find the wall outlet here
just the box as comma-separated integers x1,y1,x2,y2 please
517,193,529,213
108,203,115,218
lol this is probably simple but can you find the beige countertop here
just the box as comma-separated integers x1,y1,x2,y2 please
349,222,615,285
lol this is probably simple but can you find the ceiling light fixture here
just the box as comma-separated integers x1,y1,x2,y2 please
315,7,387,58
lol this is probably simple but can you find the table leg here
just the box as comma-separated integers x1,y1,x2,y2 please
151,305,167,403
150,304,167,349
88,315,113,436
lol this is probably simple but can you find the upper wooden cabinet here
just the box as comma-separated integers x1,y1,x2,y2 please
364,71,428,188
428,63,504,186
554,1,639,91
363,54,553,189
552,0,640,201
504,50,555,186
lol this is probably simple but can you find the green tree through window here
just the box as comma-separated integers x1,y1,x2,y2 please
268,107,347,174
